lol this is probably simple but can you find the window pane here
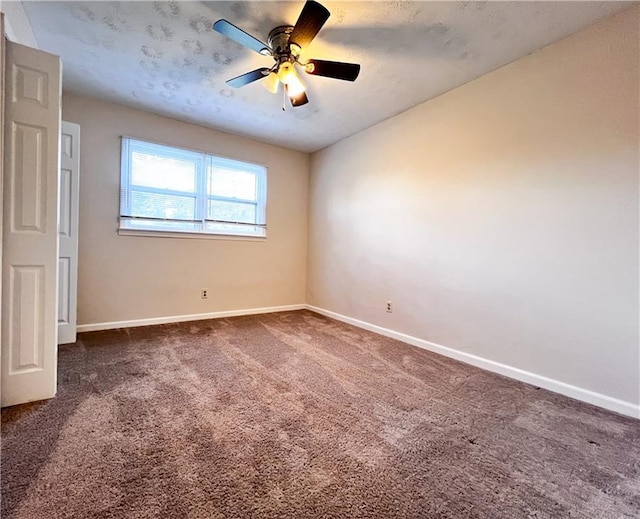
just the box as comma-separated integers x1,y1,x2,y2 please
131,191,196,220
208,200,256,223
132,151,197,193
208,167,256,201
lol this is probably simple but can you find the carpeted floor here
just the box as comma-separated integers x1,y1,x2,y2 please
1,310,639,518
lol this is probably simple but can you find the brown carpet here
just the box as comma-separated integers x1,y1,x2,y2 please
2,310,639,518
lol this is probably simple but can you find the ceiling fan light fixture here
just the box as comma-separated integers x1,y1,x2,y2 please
277,62,306,97
277,62,295,84
263,71,280,94
286,73,306,97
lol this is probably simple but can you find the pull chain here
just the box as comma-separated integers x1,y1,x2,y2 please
282,85,286,111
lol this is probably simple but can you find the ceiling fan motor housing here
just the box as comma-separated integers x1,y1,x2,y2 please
268,25,297,65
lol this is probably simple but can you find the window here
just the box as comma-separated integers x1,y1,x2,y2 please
120,138,267,238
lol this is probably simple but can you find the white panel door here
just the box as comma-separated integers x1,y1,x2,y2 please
1,40,61,407
0,18,6,401
58,121,79,345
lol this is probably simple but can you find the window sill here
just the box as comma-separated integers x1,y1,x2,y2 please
118,228,267,242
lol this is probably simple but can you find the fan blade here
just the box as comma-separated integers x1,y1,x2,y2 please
286,84,309,107
227,68,271,88
289,1,330,50
213,19,271,56
305,59,360,81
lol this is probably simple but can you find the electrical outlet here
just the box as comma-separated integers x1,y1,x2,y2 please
386,301,393,313
201,289,208,300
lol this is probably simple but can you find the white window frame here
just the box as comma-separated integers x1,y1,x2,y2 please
119,137,267,239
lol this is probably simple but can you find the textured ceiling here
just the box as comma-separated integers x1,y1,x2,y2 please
23,1,632,152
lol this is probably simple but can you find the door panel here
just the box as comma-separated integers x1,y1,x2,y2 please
58,121,80,345
1,40,61,407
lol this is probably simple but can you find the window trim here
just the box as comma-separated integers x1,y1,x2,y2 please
119,136,268,239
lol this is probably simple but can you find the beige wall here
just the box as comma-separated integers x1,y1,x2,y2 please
62,93,309,325
308,8,639,406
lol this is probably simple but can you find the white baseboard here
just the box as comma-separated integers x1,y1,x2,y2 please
76,303,639,419
76,304,307,333
306,305,640,420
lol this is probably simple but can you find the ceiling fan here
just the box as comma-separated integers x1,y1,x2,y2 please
212,0,361,108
